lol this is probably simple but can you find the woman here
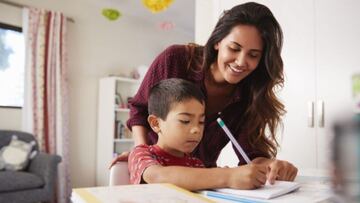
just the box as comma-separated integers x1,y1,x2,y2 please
113,2,297,184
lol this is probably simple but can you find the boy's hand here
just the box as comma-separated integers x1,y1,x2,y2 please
227,164,267,189
109,151,129,169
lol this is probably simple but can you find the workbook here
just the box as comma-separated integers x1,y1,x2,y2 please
72,183,214,203
207,181,300,200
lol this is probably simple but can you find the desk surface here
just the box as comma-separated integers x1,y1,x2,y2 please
72,170,335,203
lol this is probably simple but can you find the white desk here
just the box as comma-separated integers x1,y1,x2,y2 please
72,169,337,203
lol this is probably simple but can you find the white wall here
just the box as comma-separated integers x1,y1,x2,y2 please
0,0,194,187
195,0,219,45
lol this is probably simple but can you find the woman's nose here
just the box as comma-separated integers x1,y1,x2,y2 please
235,53,246,66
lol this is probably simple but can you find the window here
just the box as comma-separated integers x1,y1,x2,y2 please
0,22,24,108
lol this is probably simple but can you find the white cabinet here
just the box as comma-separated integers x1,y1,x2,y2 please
279,0,360,170
313,0,360,169
96,77,140,186
200,0,360,169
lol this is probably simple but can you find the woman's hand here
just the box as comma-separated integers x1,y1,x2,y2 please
267,159,298,183
252,157,298,184
108,125,149,169
227,163,267,189
109,151,129,169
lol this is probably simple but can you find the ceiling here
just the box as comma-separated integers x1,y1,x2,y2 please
102,0,195,34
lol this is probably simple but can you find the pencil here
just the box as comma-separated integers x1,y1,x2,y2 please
217,118,251,164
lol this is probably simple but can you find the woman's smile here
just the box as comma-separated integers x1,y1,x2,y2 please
228,64,245,74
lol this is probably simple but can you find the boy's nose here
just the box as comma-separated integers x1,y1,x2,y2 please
190,126,200,134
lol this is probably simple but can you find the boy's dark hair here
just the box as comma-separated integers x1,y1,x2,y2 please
148,78,205,120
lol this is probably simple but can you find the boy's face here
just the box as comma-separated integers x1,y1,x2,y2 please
151,98,205,157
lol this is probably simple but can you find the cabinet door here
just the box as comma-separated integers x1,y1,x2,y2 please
315,0,360,169
271,0,317,169
217,0,318,169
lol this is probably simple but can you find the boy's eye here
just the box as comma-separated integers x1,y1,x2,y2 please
179,120,190,124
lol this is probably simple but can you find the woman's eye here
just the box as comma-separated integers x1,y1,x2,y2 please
249,53,260,58
179,120,190,124
199,121,205,125
228,46,240,52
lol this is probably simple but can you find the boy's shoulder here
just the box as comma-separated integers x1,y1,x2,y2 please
130,144,205,168
130,144,152,155
129,144,159,159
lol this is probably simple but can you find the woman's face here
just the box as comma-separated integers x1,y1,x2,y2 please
213,24,263,85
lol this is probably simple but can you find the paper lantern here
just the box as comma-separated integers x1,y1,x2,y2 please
102,8,121,21
142,0,174,13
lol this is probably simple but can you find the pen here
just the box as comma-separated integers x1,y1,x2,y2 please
217,118,251,164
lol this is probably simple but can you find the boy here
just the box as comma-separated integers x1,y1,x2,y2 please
128,78,267,191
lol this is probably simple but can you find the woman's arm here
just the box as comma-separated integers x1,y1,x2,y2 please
252,157,298,183
126,45,188,140
132,125,149,146
143,164,268,191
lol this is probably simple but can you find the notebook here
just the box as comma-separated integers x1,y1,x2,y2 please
209,181,300,200
72,183,214,203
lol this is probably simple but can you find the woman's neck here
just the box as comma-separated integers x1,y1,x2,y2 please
205,64,236,97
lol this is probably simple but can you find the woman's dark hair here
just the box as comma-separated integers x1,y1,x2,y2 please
188,2,285,158
148,78,205,120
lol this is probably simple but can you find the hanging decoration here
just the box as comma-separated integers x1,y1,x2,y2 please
102,8,121,21
142,0,174,13
158,21,175,30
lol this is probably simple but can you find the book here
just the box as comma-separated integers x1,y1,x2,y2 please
208,181,300,200
72,183,214,203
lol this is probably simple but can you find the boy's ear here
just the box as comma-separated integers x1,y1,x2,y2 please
148,115,161,133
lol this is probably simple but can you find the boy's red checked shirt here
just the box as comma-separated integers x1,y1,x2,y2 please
128,144,205,184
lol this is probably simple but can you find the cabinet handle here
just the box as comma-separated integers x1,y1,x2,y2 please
317,100,325,128
308,101,314,127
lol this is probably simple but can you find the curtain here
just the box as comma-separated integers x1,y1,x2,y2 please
22,7,71,203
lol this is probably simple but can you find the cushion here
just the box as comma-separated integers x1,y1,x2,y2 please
0,171,44,192
0,135,37,171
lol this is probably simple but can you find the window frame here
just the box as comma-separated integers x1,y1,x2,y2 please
0,22,23,109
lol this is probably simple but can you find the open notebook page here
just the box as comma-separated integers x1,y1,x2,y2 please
213,181,300,200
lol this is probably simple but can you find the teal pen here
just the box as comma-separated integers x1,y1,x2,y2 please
217,118,251,164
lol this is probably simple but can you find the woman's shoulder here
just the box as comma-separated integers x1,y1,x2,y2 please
164,43,204,56
163,44,188,56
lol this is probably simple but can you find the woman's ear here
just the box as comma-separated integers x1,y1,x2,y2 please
214,42,219,50
148,115,161,133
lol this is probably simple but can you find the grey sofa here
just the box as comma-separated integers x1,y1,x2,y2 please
0,130,62,203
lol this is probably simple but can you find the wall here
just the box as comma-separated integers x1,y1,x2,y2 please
0,0,194,187
195,0,219,45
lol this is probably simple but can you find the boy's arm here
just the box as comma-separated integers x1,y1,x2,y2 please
143,164,267,191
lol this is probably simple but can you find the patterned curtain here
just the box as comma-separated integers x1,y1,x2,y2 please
22,7,71,203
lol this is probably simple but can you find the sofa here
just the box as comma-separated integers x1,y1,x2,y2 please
0,130,62,203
